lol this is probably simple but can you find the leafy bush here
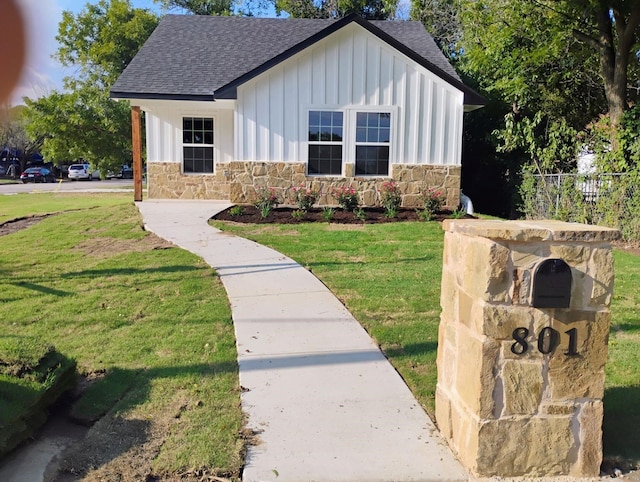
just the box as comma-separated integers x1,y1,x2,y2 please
291,185,320,211
254,186,280,218
332,186,359,211
379,180,401,218
419,188,445,216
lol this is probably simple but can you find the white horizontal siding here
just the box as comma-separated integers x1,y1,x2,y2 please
236,23,464,166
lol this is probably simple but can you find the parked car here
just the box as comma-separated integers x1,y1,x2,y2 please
20,167,56,183
68,163,99,181
106,165,133,179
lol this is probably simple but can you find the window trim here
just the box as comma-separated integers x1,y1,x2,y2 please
305,107,395,178
306,109,345,177
353,111,392,177
180,115,216,175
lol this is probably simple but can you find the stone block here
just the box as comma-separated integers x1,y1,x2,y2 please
435,386,453,440
574,400,604,477
510,244,549,269
501,360,543,415
481,304,533,340
459,238,511,303
455,330,499,418
476,417,573,477
588,248,615,307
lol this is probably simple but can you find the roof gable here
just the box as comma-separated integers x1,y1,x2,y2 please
111,14,483,106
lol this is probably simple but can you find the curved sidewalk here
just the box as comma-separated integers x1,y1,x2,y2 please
137,200,466,482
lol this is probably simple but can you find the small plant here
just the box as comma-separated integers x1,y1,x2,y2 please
291,209,306,221
379,180,402,218
418,208,433,222
229,205,244,217
354,207,367,222
419,188,446,217
322,207,335,222
291,185,320,211
332,186,359,211
254,186,280,219
450,207,467,219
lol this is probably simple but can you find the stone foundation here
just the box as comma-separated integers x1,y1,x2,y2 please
147,161,461,208
436,220,620,478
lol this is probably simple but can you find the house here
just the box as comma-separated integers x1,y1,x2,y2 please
111,13,483,207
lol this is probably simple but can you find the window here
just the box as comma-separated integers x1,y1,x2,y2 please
308,111,343,176
183,117,214,174
355,112,390,176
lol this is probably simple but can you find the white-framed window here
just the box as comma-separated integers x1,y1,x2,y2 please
307,111,343,176
182,117,214,174
354,112,390,176
306,109,392,177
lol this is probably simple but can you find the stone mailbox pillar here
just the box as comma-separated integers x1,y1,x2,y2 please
435,220,620,478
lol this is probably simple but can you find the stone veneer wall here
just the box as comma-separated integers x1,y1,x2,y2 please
436,220,620,478
147,161,461,208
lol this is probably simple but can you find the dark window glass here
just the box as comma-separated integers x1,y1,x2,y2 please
356,112,391,143
183,146,214,174
183,117,214,173
308,111,343,142
308,145,342,175
183,117,213,145
308,111,343,175
355,146,389,176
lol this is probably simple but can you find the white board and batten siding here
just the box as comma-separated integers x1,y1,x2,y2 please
235,23,464,167
142,100,235,166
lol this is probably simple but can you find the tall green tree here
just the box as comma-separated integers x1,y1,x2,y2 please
457,0,639,169
273,0,397,19
153,0,235,15
24,0,158,171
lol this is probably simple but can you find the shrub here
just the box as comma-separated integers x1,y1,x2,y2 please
254,186,280,218
229,205,244,216
332,186,359,211
379,180,401,218
291,209,306,221
419,188,446,215
291,185,320,211
322,207,335,222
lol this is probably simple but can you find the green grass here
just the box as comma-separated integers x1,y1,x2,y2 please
0,195,243,477
212,220,640,466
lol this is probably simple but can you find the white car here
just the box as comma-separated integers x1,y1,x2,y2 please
68,163,99,181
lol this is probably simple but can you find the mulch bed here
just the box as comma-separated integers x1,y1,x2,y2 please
212,206,473,224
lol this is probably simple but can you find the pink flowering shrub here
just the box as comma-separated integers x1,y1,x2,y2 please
379,180,402,217
291,185,320,211
331,186,359,211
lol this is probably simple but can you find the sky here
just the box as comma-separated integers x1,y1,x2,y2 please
12,0,161,105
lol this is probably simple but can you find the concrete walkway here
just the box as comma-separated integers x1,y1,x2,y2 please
137,200,467,482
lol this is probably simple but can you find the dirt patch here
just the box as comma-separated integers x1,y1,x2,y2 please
55,394,204,481
0,214,51,236
212,205,470,224
74,233,174,258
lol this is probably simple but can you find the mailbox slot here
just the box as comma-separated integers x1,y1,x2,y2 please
531,258,572,308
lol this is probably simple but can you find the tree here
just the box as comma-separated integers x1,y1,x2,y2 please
153,0,235,15
24,0,158,172
273,0,397,19
1,105,44,172
410,0,461,57
457,0,639,166
564,0,640,130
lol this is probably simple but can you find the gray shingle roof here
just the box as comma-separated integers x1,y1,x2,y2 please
111,14,481,105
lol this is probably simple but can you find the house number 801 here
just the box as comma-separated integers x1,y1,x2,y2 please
511,327,579,356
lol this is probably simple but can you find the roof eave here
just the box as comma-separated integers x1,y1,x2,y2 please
110,91,215,102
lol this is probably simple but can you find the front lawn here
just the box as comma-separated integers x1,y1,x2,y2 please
0,194,243,479
213,219,640,467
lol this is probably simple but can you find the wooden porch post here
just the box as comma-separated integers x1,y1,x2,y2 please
131,105,143,202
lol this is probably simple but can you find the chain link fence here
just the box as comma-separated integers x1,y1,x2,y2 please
522,172,640,242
